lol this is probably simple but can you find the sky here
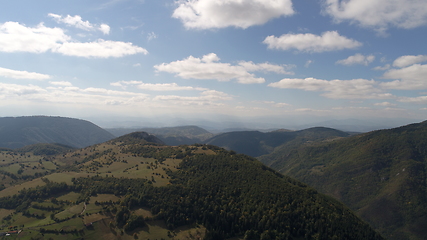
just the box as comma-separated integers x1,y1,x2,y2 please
0,0,427,129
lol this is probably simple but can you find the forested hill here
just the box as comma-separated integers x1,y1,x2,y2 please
203,127,349,157
0,135,383,239
259,120,427,240
0,116,115,149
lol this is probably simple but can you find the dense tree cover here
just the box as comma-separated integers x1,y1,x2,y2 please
15,143,75,155
204,127,349,157
259,120,427,240
0,143,384,240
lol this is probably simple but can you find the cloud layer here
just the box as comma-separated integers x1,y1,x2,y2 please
154,53,292,84
0,67,51,80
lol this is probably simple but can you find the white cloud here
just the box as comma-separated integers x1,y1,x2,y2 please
0,67,51,80
323,0,427,30
48,13,111,34
54,39,148,58
374,102,396,107
172,0,294,29
398,96,427,104
111,81,208,91
154,53,269,84
0,83,47,96
305,60,313,68
336,53,375,66
0,21,146,58
238,61,294,74
381,64,427,89
393,55,427,68
262,101,291,107
49,81,73,86
268,77,392,99
0,22,69,53
153,90,232,106
372,64,390,71
99,24,111,35
263,31,362,53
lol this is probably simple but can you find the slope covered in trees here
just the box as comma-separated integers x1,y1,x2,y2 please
204,127,349,157
0,134,383,240
0,116,115,149
259,120,427,240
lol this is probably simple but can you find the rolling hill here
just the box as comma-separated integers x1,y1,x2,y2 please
0,132,383,240
204,127,350,157
259,120,427,240
0,116,115,149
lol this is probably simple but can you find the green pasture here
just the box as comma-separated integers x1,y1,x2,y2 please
0,178,46,198
90,194,120,203
57,192,81,202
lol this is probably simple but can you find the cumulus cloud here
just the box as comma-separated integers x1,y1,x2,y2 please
393,55,427,68
154,53,289,84
263,31,362,53
0,22,69,53
172,0,294,29
381,64,427,89
268,77,392,99
0,67,51,80
0,21,147,58
111,81,208,91
54,39,148,58
323,0,427,31
48,13,111,34
336,53,375,66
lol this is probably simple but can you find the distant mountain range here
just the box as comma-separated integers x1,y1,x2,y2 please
203,127,350,157
0,116,115,149
106,125,214,145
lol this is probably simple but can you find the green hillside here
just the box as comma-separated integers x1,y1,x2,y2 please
259,120,427,240
0,116,115,149
204,127,349,157
0,132,383,240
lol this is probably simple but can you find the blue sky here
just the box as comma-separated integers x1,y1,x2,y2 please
1,0,427,128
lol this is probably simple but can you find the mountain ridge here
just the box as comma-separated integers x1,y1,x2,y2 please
0,116,115,149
